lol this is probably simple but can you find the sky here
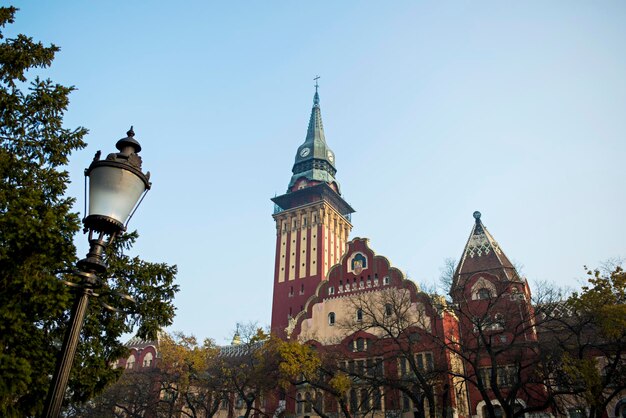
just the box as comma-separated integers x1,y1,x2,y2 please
9,1,626,344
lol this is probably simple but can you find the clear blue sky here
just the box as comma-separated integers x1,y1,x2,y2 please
11,1,626,344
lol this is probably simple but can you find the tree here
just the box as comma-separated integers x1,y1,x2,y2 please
440,278,576,418
275,337,362,418
157,332,223,418
64,368,162,418
545,265,626,418
0,7,178,416
343,287,453,418
220,323,280,418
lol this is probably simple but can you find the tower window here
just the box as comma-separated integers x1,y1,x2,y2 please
328,286,334,295
385,304,393,316
478,288,492,300
383,276,390,285
328,312,335,325
356,308,363,322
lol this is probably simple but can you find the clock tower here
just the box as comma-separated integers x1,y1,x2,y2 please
270,87,354,336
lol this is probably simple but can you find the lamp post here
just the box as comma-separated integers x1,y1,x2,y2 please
42,127,151,418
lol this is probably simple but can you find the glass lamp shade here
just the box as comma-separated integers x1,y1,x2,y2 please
86,164,147,232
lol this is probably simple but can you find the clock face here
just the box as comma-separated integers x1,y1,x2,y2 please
300,147,310,157
327,151,334,162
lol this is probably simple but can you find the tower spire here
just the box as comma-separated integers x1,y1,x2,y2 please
306,79,325,143
451,211,520,297
285,82,341,194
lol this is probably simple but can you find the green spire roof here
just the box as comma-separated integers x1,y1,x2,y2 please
288,88,340,194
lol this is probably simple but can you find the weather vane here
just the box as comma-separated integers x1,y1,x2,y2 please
314,75,320,92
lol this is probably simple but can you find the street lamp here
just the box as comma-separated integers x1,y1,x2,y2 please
42,127,151,418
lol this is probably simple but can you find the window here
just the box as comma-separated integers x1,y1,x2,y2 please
479,366,518,387
416,352,434,372
482,405,503,418
402,392,411,411
328,286,334,295
328,312,335,326
399,352,434,376
385,304,393,316
315,392,323,413
126,354,135,369
355,338,365,352
360,388,370,412
497,366,518,387
356,308,363,322
304,392,312,413
373,388,382,410
383,276,390,285
296,393,303,414
143,352,153,368
568,407,586,418
350,389,358,413
477,288,492,300
493,313,505,329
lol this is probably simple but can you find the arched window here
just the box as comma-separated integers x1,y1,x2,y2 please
356,308,363,322
143,352,153,367
315,392,323,413
328,312,335,326
385,304,393,316
126,354,135,369
304,392,312,413
477,288,492,300
296,393,303,414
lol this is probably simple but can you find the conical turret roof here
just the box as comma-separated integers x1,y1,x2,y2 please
452,211,520,292
288,87,340,193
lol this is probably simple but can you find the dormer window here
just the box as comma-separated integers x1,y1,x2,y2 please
477,288,492,300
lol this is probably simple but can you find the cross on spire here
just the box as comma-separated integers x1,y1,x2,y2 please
314,75,320,92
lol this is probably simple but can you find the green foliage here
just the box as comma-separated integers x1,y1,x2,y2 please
562,265,626,417
0,7,179,416
571,266,626,339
